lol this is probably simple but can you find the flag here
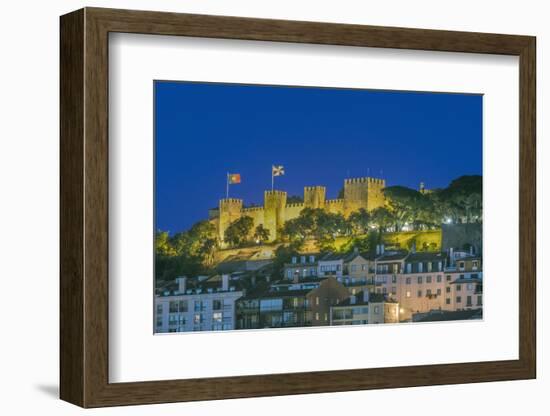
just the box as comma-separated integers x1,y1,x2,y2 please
272,165,285,176
228,173,241,184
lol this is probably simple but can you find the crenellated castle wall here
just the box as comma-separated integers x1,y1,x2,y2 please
217,177,386,246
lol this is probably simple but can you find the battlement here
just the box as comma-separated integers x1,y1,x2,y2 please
242,206,264,213
220,198,243,205
217,176,386,245
264,190,287,196
344,177,385,186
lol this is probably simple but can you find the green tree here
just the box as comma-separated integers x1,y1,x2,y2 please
253,224,270,244
348,208,370,235
224,216,254,247
437,175,482,223
383,186,431,231
155,230,176,256
370,207,394,233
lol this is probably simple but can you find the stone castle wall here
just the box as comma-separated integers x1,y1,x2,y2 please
217,176,386,245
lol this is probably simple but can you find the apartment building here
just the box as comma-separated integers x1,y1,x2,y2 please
155,275,244,333
330,291,399,325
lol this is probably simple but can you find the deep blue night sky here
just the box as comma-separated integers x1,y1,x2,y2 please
155,81,482,234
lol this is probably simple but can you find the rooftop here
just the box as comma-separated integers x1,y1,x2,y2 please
406,251,448,263
413,308,482,322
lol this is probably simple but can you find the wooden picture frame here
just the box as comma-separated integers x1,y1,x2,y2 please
60,7,536,408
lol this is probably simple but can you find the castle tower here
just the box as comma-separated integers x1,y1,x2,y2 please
263,190,287,242
304,186,326,209
343,177,386,217
218,198,243,244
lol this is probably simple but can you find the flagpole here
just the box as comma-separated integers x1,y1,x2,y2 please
271,166,274,191
226,172,229,199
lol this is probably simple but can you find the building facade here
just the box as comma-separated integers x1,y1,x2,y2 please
155,275,244,333
236,276,350,329
330,292,399,325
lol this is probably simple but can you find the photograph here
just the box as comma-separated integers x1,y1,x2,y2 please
153,81,483,333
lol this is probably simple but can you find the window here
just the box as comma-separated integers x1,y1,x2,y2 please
426,275,432,283
194,313,203,324
374,306,380,314
156,304,163,315
194,301,201,311
260,298,283,311
418,276,423,284
466,296,472,306
169,301,179,313
437,288,442,296
467,283,474,291
456,284,462,291
446,298,451,305
169,300,187,313
213,299,222,310
473,260,479,269
427,262,432,272
315,297,319,306
436,275,442,283
212,312,222,323
471,273,479,279
391,286,397,295
392,275,397,283
406,277,411,285
446,286,451,293
459,274,465,279
292,257,297,264
406,291,411,298
286,270,292,279
351,265,357,272
426,289,432,296
417,290,422,298
315,312,319,320
477,295,482,306
446,275,452,282
456,296,462,303
382,287,387,294
309,255,315,263
156,316,163,327
301,256,306,263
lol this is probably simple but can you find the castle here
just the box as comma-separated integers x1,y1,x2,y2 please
210,177,386,246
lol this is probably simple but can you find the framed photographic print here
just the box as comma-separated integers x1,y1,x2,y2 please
60,7,536,408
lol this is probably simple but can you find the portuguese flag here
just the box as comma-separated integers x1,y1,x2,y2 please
228,173,241,184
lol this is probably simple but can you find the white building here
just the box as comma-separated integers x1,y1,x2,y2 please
317,253,345,279
155,274,244,333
